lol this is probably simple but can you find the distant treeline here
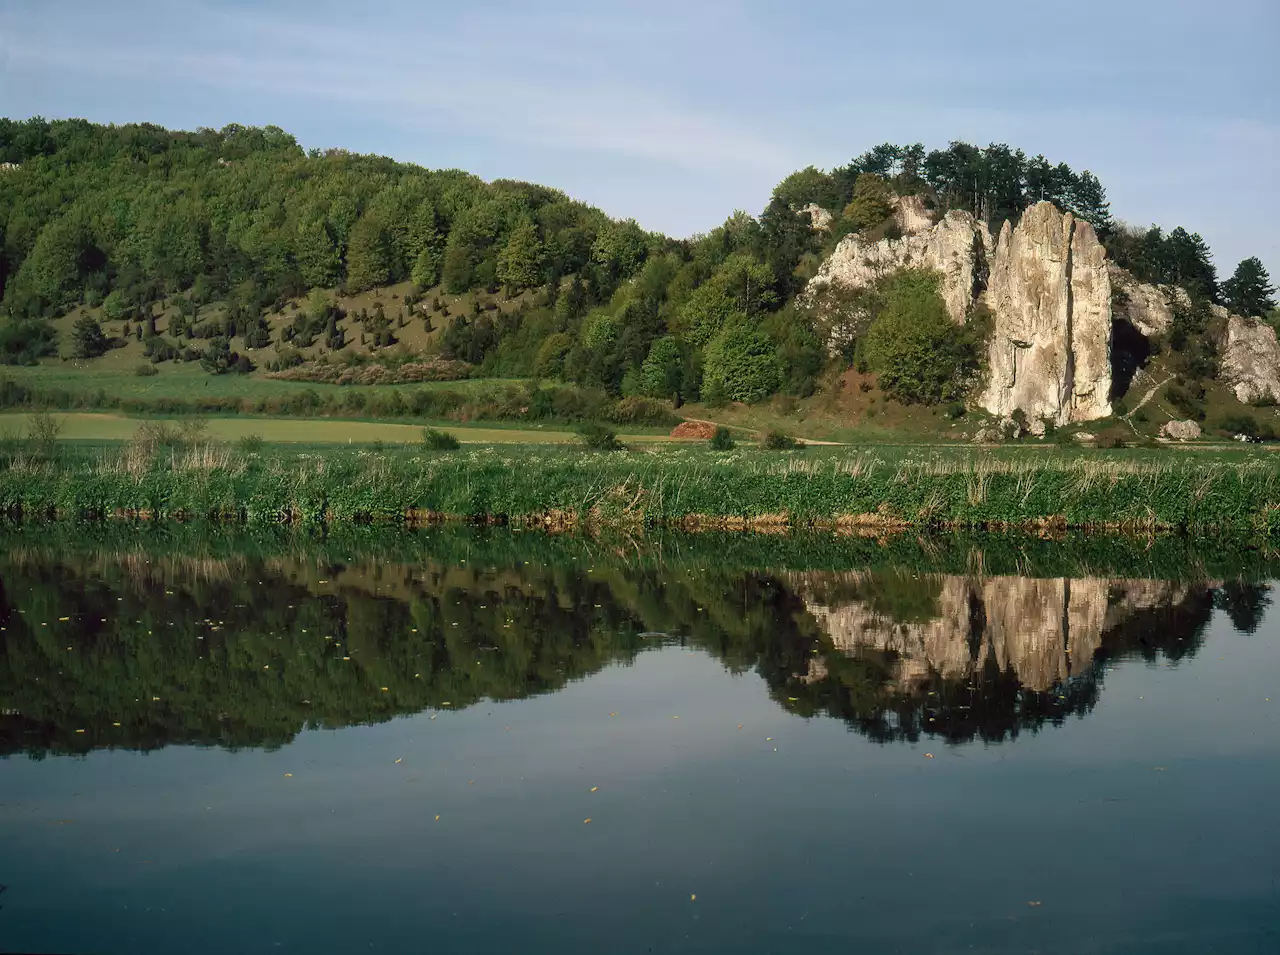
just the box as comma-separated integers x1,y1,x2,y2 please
1,119,1272,408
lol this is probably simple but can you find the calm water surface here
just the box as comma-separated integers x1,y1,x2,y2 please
0,532,1277,953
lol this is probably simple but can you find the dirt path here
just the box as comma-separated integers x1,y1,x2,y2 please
678,416,845,446
1122,375,1174,432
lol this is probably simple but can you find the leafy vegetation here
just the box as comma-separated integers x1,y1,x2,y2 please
1,117,1271,430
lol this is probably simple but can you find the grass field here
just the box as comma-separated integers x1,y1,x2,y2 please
0,412,676,446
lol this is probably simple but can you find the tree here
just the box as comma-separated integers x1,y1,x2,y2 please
702,324,781,403
1222,257,1277,317
637,336,687,401
862,270,976,404
1165,227,1218,300
841,174,895,232
345,211,391,292
71,315,108,358
1068,170,1111,235
496,220,543,294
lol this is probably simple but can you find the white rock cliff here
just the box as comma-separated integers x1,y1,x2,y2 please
808,210,991,324
979,203,1113,424
1219,314,1280,403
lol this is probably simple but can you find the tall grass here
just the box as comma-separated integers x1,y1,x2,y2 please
1,443,1279,532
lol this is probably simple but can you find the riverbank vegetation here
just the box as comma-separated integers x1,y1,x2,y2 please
2,435,1279,533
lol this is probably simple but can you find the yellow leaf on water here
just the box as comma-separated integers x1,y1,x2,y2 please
284,773,293,778
435,815,440,821
58,616,69,622
925,753,935,759
583,818,592,824
395,758,402,764
690,894,697,902
590,786,598,792
381,687,389,692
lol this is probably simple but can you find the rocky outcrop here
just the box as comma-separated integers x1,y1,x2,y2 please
979,203,1112,424
891,194,934,235
1160,419,1202,441
1219,314,1280,403
795,573,1199,693
808,210,991,323
1109,264,1188,337
799,203,833,232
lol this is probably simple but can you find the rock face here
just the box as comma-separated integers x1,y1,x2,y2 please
891,194,934,235
1159,419,1202,441
795,572,1200,693
1109,264,1187,337
979,203,1112,424
808,210,991,323
1219,314,1280,403
798,203,833,232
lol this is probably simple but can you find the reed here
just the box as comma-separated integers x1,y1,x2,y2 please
1,444,1278,534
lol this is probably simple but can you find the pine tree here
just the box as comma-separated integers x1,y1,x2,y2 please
496,220,543,294
1068,171,1112,235
1222,257,1277,317
345,211,391,292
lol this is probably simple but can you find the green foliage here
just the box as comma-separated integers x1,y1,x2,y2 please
702,324,781,404
862,270,978,404
1222,257,1276,318
760,429,800,450
0,318,57,364
840,174,895,232
237,433,265,455
421,427,461,450
70,315,108,358
134,362,158,377
496,220,543,293
576,422,625,451
709,426,735,450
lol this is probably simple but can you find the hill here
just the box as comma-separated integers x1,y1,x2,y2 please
1,118,1277,443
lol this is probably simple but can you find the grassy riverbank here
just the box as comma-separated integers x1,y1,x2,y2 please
2,441,1279,533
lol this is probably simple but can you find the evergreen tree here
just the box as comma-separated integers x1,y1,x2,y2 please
344,211,392,292
1222,257,1277,317
71,315,107,358
496,220,543,294
1068,170,1112,235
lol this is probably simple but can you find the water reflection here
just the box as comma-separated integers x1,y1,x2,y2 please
0,532,1267,759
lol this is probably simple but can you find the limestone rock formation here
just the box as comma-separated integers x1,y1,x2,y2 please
1219,314,1280,403
1159,419,1202,441
808,210,991,323
979,202,1112,424
891,193,934,235
1109,264,1187,337
799,203,833,232
794,572,1201,693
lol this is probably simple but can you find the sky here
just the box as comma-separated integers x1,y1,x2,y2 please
1,0,1277,276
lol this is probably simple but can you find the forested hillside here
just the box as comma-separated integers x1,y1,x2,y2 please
0,117,1274,413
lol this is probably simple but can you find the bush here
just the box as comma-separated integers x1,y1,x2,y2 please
862,270,978,404
237,434,265,455
1095,426,1129,449
760,429,801,450
0,319,58,365
135,363,158,377
422,427,461,450
26,409,62,458
709,426,735,450
577,423,625,451
1218,413,1259,438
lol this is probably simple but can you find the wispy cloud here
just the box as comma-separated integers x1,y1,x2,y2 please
0,1,805,177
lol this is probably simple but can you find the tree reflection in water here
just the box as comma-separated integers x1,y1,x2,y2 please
0,537,1268,757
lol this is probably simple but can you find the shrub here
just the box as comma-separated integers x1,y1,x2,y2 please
135,363,158,377
709,426,736,450
761,429,801,450
26,409,62,458
1095,426,1129,449
0,319,58,365
237,434,265,455
1218,413,1259,438
577,423,625,451
862,270,978,404
422,427,461,450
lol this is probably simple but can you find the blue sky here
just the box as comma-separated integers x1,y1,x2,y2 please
2,0,1277,276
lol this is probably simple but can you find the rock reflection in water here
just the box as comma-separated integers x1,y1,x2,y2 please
0,544,1266,757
